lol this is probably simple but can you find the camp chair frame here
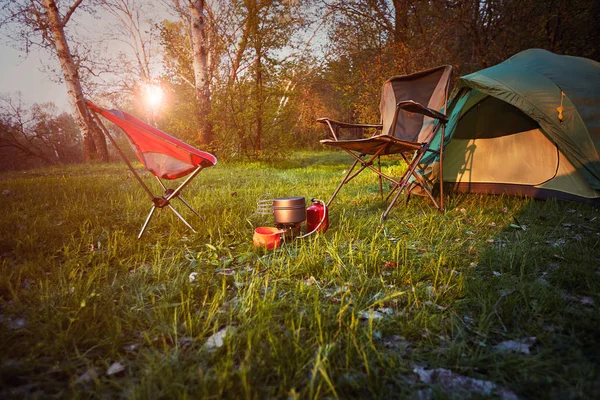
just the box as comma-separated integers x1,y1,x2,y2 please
318,65,452,219
87,101,216,238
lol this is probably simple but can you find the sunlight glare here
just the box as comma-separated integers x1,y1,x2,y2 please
143,83,164,108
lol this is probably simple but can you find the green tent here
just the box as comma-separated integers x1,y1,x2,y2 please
429,49,600,204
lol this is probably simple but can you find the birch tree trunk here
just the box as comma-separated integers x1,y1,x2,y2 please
43,0,108,161
189,0,214,144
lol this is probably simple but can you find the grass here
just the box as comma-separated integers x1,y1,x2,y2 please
0,151,599,399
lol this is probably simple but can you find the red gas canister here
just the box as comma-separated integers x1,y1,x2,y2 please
306,199,328,234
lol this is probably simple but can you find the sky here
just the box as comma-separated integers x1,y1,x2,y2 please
0,2,324,114
0,1,169,113
0,45,71,110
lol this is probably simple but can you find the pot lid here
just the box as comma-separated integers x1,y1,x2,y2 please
273,196,305,208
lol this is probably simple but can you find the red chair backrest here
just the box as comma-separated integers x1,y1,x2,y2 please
87,101,216,179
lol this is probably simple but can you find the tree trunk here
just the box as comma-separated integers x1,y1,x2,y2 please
392,0,408,45
255,46,263,153
43,0,108,162
189,0,214,145
245,0,263,154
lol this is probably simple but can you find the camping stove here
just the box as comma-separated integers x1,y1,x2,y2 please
272,197,306,240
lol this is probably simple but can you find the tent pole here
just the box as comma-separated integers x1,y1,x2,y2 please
439,124,445,212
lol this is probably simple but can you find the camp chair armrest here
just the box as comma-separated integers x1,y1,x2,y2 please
317,117,382,141
317,117,382,130
396,100,449,123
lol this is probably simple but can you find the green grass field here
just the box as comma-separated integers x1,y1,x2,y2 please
1,151,599,399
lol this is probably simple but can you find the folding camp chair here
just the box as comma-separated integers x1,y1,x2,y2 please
86,101,217,238
317,65,452,219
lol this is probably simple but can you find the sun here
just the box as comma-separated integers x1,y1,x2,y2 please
142,83,164,108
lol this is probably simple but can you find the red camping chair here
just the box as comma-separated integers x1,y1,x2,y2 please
318,65,452,219
86,101,217,238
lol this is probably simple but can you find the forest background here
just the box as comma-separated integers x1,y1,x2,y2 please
1,0,599,170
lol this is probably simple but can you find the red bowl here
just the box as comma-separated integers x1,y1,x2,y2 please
253,227,282,250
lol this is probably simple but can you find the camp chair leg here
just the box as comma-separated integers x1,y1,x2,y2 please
378,156,383,199
327,158,361,207
408,164,441,210
168,204,197,233
177,195,200,217
139,206,157,239
382,178,411,220
385,166,412,202
381,152,426,220
155,176,200,217
385,151,414,202
164,166,204,202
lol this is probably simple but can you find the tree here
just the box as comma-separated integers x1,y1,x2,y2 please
99,0,167,123
223,0,312,155
165,0,214,144
0,0,108,162
189,0,214,144
0,94,82,170
157,0,326,158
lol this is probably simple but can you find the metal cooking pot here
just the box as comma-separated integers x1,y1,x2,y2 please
272,197,306,224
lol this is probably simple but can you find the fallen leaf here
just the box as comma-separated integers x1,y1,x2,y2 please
383,335,411,355
179,337,194,349
123,343,139,352
579,296,594,306
493,337,536,354
378,307,394,315
384,261,399,269
75,368,98,384
359,308,395,321
414,367,518,400
424,300,447,311
304,276,318,286
106,362,125,376
217,268,236,275
562,292,594,306
205,327,232,351
7,318,26,330
536,277,550,286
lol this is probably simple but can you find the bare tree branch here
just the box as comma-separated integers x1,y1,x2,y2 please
62,0,85,27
